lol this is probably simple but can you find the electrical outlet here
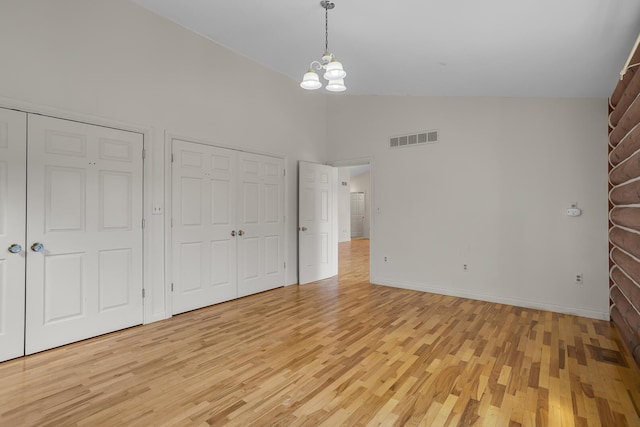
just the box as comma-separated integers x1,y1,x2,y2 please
384,256,388,262
463,264,468,272
575,273,583,285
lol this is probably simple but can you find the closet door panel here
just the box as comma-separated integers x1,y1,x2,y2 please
237,153,284,297
0,108,26,362
171,140,237,314
25,114,143,354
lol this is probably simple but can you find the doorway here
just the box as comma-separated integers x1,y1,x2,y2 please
296,160,372,286
337,163,372,283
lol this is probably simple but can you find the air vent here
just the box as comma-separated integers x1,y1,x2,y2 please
389,130,439,149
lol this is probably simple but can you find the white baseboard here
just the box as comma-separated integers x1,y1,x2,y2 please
373,277,610,321
146,312,171,324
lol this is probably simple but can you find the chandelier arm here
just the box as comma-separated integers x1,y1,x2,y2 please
309,60,323,71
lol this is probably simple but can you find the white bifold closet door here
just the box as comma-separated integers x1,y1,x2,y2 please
25,114,144,354
171,139,284,315
237,152,285,297
0,108,144,361
0,108,27,362
171,141,238,314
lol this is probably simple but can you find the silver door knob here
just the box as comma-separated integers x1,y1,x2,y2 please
8,244,22,254
31,242,44,252
231,230,236,237
238,230,244,236
299,226,308,231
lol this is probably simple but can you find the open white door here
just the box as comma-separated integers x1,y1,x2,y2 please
298,161,338,284
0,108,26,362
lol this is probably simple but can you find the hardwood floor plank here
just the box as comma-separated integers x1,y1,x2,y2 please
1,238,639,426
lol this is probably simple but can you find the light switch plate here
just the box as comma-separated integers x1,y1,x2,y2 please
567,208,581,217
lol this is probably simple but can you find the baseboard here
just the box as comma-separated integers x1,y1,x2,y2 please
373,277,610,321
146,312,171,324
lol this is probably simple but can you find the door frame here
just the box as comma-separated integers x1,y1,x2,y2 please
163,131,288,317
0,97,153,323
330,157,375,283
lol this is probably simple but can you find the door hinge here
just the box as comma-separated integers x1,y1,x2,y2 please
284,169,286,176
142,218,145,229
171,153,174,163
171,283,174,292
284,261,286,269
142,288,146,298
142,149,146,160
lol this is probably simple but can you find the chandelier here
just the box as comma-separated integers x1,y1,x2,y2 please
300,1,347,92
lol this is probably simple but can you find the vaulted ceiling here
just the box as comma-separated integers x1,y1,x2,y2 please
132,0,640,98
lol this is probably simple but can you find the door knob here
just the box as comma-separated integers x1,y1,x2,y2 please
8,244,22,254
31,242,44,252
231,230,236,237
299,226,308,231
238,230,244,236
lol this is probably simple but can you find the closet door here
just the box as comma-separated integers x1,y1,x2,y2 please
171,141,285,312
0,108,26,362
25,115,144,354
172,140,237,314
237,153,284,297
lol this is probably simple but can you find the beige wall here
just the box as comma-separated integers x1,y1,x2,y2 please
327,96,610,319
0,0,328,321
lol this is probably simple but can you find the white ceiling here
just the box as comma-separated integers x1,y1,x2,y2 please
132,0,640,98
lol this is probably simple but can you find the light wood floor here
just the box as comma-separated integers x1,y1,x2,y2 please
1,239,639,426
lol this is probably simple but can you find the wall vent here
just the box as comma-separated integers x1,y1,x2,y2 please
389,130,439,149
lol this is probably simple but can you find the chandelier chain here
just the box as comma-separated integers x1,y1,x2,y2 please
325,3,329,53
